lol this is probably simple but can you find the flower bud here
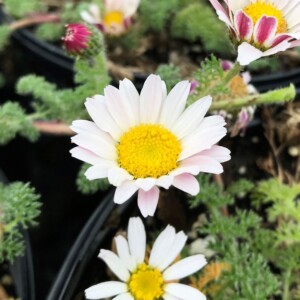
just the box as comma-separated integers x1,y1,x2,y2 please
62,23,103,58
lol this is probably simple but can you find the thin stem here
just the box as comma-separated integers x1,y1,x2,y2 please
283,269,292,300
9,13,60,31
223,62,242,85
209,84,296,112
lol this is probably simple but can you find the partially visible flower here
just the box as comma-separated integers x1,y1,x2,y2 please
209,0,300,65
85,217,207,300
231,106,256,137
62,23,103,58
189,80,199,95
70,75,230,217
81,0,140,35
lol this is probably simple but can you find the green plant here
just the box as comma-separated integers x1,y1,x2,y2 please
0,182,41,262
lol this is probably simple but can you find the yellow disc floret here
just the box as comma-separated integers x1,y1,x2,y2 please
243,1,287,33
103,11,124,27
117,124,181,179
129,263,164,300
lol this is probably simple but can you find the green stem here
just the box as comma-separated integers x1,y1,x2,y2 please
283,269,292,300
223,62,242,85
210,84,296,112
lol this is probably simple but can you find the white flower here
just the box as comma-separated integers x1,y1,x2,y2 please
209,0,300,65
70,75,230,217
85,217,207,300
81,0,140,35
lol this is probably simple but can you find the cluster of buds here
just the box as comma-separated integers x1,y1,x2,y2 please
62,23,104,58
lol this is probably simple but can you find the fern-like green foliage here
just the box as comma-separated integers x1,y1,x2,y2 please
0,25,11,52
188,55,228,104
4,0,44,18
189,174,235,209
0,182,41,262
252,179,300,222
171,3,232,54
0,102,39,145
16,43,110,123
35,23,65,42
76,163,110,195
156,64,181,91
140,0,180,31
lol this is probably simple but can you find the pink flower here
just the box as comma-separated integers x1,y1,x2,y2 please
81,0,140,35
209,0,300,65
70,75,230,218
62,24,91,56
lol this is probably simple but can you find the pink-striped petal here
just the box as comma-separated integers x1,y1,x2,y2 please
254,16,277,46
234,10,253,41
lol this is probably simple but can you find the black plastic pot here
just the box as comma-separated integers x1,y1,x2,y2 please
46,191,134,300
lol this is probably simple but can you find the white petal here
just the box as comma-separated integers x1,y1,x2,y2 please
171,96,212,139
156,175,174,189
163,254,207,281
157,231,188,271
80,11,97,24
98,250,130,282
262,40,290,56
71,133,117,160
104,85,132,132
135,178,156,191
199,145,231,163
179,116,227,160
122,0,140,17
71,120,114,144
149,225,176,267
237,42,263,65
128,217,146,263
85,281,127,299
114,235,136,271
227,0,248,13
163,294,181,300
119,78,140,126
180,155,224,175
165,283,206,300
85,165,108,180
159,81,191,128
108,167,133,187
85,97,122,140
114,181,139,204
140,75,164,123
137,186,160,217
172,174,200,196
70,146,113,166
113,293,134,300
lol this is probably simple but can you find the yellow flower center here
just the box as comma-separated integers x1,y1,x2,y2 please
103,11,124,27
117,124,181,179
128,263,164,300
243,1,287,33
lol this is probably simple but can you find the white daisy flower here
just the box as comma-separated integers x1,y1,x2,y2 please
209,0,300,65
81,0,140,35
70,75,230,217
85,217,207,300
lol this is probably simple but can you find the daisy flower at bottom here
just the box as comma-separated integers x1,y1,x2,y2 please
85,217,207,300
